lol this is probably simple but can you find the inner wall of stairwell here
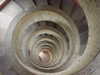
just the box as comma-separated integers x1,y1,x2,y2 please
24,21,69,64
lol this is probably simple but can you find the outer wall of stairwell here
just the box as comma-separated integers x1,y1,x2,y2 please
74,0,100,74
74,0,100,75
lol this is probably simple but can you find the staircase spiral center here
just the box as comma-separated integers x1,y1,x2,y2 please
39,49,52,63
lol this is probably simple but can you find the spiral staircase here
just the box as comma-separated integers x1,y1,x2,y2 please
0,0,100,75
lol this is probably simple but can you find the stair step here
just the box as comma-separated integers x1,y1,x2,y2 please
78,45,86,55
78,19,88,34
1,1,23,17
91,65,100,75
80,31,88,45
48,0,61,8
72,5,84,23
4,67,18,75
33,0,48,5
38,21,46,27
25,23,39,33
15,0,35,10
0,12,13,57
29,23,39,30
77,15,86,26
46,21,54,27
0,54,12,74
60,0,74,14
61,0,84,23
69,3,77,17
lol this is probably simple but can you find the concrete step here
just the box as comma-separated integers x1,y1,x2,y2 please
14,0,35,10
1,1,23,17
0,12,13,57
91,65,100,75
78,45,86,55
48,0,61,8
46,21,54,27
72,5,84,23
33,0,48,5
60,0,74,14
78,19,88,34
38,21,46,27
80,30,88,45
0,54,12,74
4,67,18,75
29,23,39,30
60,0,85,23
